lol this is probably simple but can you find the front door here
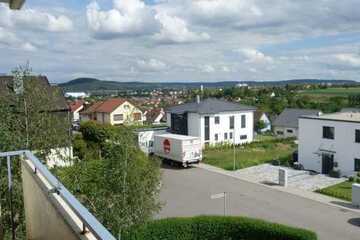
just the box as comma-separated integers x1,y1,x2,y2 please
204,116,210,141
322,154,334,174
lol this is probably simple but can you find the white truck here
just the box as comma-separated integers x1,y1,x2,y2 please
153,133,202,167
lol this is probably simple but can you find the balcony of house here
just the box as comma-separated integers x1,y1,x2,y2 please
0,150,116,240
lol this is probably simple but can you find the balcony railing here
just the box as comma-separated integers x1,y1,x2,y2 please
0,150,116,240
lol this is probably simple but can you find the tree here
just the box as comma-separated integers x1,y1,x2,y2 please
57,122,161,237
0,64,71,239
255,120,266,132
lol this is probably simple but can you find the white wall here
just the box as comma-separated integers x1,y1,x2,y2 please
191,111,254,146
299,118,360,176
259,114,271,132
110,101,144,125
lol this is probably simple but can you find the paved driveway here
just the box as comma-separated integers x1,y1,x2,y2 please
230,163,346,191
158,166,360,240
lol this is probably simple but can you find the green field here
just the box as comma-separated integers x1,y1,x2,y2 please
300,87,360,97
316,181,352,201
203,138,296,170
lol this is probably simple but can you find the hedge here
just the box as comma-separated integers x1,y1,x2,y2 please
123,216,317,240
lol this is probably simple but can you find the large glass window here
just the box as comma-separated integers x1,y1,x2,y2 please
229,116,234,129
355,158,360,171
323,126,334,139
113,114,124,121
215,116,220,124
241,115,246,128
356,129,360,143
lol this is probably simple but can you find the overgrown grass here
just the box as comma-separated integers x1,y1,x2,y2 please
316,181,352,201
204,138,296,171
300,87,360,97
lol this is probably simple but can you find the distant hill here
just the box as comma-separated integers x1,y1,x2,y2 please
58,78,358,92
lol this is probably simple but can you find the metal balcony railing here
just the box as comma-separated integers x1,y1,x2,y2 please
0,150,116,240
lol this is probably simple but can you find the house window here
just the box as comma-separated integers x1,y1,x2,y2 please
323,126,335,139
355,159,360,171
287,129,293,133
229,132,233,139
215,116,220,124
356,129,360,143
133,112,142,121
224,133,228,140
113,114,124,121
215,134,219,141
276,131,284,135
241,115,246,128
240,135,247,140
229,116,234,129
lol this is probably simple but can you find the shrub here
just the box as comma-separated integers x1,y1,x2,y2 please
349,176,355,182
329,169,341,178
356,178,360,184
124,216,317,240
357,172,360,178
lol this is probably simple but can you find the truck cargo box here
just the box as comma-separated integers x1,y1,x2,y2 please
154,133,202,167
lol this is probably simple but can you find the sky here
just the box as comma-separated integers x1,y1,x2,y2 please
0,0,360,83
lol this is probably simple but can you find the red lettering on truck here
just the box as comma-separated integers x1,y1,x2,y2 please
163,139,171,154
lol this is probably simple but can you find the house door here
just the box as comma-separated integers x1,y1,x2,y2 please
204,116,210,141
322,154,334,174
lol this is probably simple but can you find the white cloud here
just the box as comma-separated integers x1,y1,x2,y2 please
200,64,215,73
236,48,273,64
86,0,159,38
0,27,36,51
153,13,210,44
335,54,360,67
0,4,73,32
136,58,167,71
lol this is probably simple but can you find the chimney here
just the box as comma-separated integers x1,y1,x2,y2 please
196,95,201,104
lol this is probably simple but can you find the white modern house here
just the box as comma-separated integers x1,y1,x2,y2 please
298,111,360,176
254,110,272,133
273,108,321,138
165,98,256,147
64,92,89,99
69,100,84,122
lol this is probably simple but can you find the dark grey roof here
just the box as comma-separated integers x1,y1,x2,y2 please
273,108,321,128
165,98,256,114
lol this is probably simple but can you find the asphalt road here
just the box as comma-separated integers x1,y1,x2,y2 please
158,166,360,240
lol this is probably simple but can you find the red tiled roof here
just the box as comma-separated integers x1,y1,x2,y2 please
96,98,127,113
81,98,130,114
81,101,104,114
69,100,84,112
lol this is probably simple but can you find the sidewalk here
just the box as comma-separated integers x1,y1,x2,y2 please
196,163,360,214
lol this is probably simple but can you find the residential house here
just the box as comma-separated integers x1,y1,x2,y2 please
165,98,256,146
273,108,321,138
80,98,144,125
69,100,84,122
145,108,166,125
254,110,271,133
298,111,360,176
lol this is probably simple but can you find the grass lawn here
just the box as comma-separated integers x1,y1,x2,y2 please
300,87,360,97
316,181,352,201
204,138,296,170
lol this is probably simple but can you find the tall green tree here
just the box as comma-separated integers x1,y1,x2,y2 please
57,122,161,238
0,65,71,239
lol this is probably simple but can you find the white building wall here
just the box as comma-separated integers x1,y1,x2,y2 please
110,101,143,125
259,114,271,132
299,118,360,176
166,113,172,127
193,111,254,146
